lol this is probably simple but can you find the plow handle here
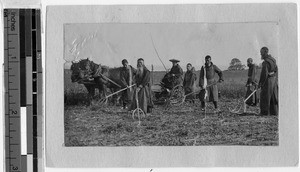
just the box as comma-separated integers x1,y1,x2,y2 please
244,89,257,103
105,84,136,99
99,73,122,88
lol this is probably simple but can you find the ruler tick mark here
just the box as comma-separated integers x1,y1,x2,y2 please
6,157,16,159
10,143,19,145
10,116,20,118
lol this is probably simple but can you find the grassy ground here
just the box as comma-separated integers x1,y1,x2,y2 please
64,68,278,146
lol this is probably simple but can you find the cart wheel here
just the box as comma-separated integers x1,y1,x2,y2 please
168,85,185,106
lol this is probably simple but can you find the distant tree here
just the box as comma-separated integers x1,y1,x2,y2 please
228,58,246,71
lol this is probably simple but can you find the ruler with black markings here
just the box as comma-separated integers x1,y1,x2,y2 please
4,9,42,172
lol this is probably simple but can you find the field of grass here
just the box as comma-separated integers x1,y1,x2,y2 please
64,68,278,146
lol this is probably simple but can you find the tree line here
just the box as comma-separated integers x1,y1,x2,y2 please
228,58,262,71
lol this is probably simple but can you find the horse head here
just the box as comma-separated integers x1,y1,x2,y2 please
70,58,93,83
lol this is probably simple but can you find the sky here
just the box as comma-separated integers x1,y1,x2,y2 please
64,22,278,71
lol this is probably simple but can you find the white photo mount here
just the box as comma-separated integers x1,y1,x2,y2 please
46,4,298,167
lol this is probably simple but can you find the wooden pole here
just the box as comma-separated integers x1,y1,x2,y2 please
151,64,154,85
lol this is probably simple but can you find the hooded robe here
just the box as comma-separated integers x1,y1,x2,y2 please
259,55,278,115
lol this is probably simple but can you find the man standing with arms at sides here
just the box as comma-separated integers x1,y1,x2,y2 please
183,63,197,103
199,55,224,113
130,58,153,114
245,58,259,106
258,47,278,116
120,59,136,109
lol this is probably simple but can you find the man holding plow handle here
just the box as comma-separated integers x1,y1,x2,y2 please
199,55,224,113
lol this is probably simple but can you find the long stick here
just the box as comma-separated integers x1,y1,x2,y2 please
150,34,167,71
104,84,136,99
244,89,257,102
99,73,122,88
151,64,154,85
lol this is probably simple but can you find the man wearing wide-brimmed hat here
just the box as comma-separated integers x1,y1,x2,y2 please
168,58,183,87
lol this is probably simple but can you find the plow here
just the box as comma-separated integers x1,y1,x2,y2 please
228,89,259,115
169,82,219,107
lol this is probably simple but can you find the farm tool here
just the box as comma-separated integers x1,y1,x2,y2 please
98,84,136,104
171,82,218,106
200,81,223,120
132,88,146,125
228,89,259,115
167,85,185,106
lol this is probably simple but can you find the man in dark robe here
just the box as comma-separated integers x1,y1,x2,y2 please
169,59,183,87
258,47,278,116
199,55,224,112
130,58,153,114
120,59,137,109
245,58,259,106
183,63,197,103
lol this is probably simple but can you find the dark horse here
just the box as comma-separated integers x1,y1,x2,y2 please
70,58,123,104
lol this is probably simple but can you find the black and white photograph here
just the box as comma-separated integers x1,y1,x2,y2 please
64,22,279,146
45,3,298,168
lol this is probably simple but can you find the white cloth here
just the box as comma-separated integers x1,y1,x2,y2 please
203,65,208,100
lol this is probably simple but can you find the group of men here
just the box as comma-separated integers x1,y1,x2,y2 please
120,58,153,114
120,46,278,116
242,47,278,116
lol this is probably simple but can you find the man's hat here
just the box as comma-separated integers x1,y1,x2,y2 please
169,59,180,63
